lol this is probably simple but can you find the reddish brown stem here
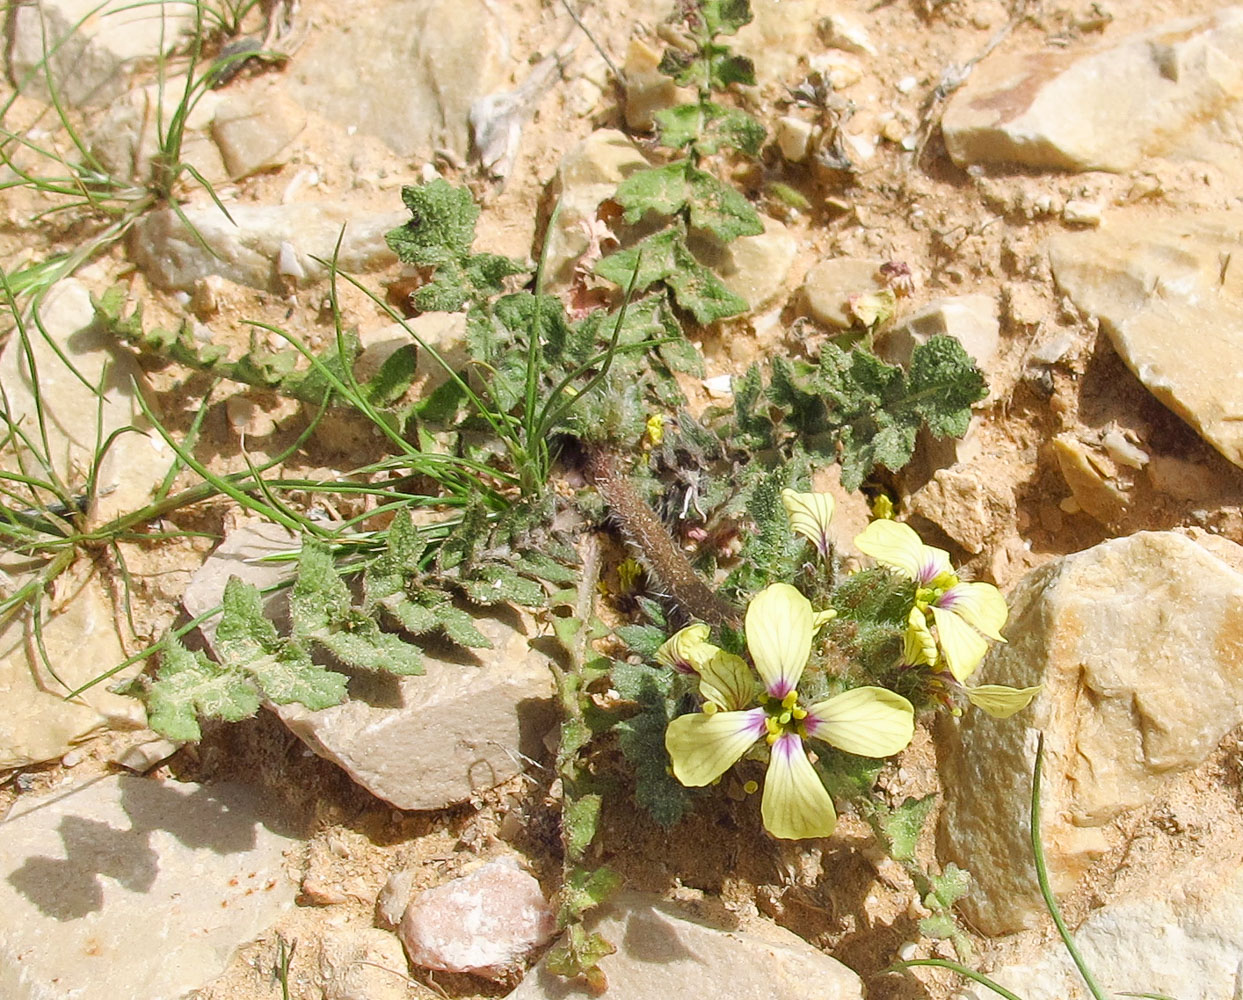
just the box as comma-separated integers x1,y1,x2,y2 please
587,448,740,627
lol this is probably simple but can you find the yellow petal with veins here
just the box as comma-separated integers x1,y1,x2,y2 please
781,488,835,559
941,582,1008,641
965,684,1042,718
761,733,837,840
805,687,915,757
666,709,767,786
697,649,758,712
745,583,813,699
931,605,990,682
655,623,713,672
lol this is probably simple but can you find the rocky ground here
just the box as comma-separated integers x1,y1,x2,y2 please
4,1,1243,999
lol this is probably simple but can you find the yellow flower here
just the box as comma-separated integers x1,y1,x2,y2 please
664,584,915,840
855,519,1007,682
781,488,835,560
963,684,1043,719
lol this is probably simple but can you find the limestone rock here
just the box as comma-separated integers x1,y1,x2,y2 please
881,294,1000,374
623,37,695,131
1052,433,1130,525
775,116,815,163
942,8,1243,171
211,89,307,180
87,77,225,185
287,0,510,159
937,532,1243,934
0,278,171,523
0,560,145,770
398,860,555,979
131,202,405,291
319,927,410,1000
801,257,886,329
0,775,299,1000
1049,213,1243,469
989,862,1243,1000
9,0,195,106
273,608,557,810
508,892,865,1000
182,527,557,811
688,215,797,314
908,465,1015,556
540,130,650,293
733,0,822,85
376,868,419,929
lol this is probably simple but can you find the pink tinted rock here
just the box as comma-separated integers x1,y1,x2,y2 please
398,861,555,979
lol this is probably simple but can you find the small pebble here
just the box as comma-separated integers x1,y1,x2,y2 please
277,241,306,279
898,941,919,961
897,75,918,93
61,749,83,767
1062,199,1103,227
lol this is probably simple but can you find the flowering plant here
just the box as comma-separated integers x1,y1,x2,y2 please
655,487,1038,840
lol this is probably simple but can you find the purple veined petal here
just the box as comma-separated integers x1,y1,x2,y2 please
937,581,1008,641
781,488,835,560
665,708,768,787
760,732,837,840
915,544,953,585
654,623,714,673
803,687,915,757
744,583,814,699
854,519,947,582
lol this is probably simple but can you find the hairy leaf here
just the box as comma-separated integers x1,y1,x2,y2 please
145,637,260,741
615,162,691,223
387,179,481,266
881,794,936,863
686,167,763,242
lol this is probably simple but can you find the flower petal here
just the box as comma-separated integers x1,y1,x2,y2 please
854,519,949,582
744,583,813,698
804,687,915,757
812,608,837,633
939,582,1008,641
761,733,837,840
782,488,835,559
931,605,990,682
655,623,714,673
903,607,937,666
697,649,758,712
665,709,767,786
965,684,1043,719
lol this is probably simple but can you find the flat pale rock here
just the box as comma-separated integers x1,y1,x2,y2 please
399,860,554,979
319,927,410,1000
541,129,650,292
508,892,864,1000
182,527,557,811
0,278,171,523
943,7,1243,171
9,0,195,106
211,89,307,180
1049,213,1243,469
273,608,557,810
688,215,797,315
881,294,999,374
802,257,886,329
938,531,1243,934
0,775,300,1000
990,860,1243,1000
0,559,145,769
287,0,510,159
131,202,405,291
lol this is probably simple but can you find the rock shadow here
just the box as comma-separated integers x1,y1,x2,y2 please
7,775,300,921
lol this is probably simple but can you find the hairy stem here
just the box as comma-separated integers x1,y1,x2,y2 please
586,448,739,626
